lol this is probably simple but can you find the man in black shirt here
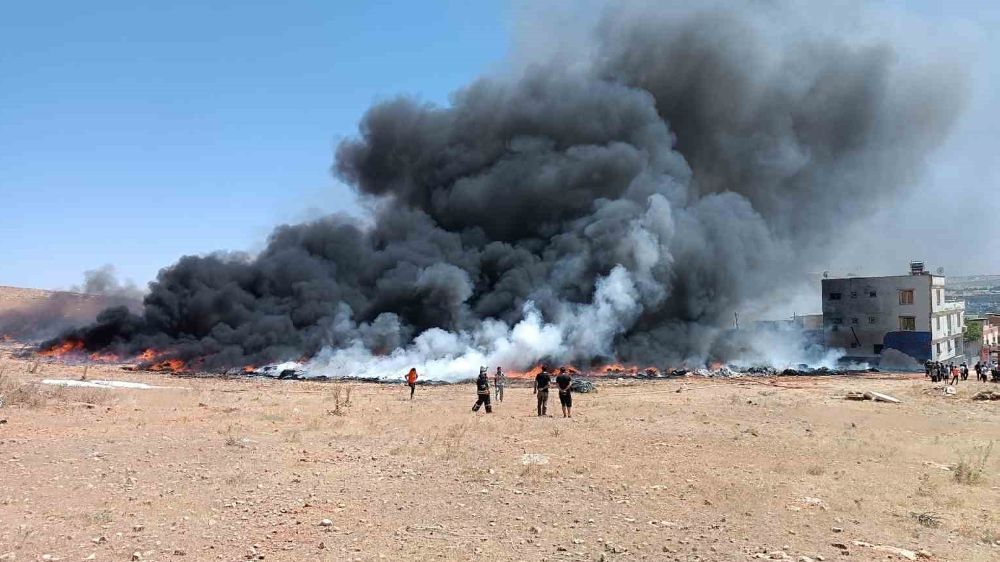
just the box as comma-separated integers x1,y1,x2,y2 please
472,367,492,413
533,366,551,417
556,367,573,418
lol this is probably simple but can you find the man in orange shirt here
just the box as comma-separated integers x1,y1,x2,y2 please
405,368,418,399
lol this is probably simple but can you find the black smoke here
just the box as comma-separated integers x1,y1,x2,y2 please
47,3,963,374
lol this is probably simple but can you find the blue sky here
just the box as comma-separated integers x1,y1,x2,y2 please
0,1,507,289
2,1,998,290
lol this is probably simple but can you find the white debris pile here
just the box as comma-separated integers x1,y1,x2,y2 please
692,366,743,378
40,379,179,390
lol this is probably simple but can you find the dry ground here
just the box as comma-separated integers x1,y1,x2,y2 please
1,345,998,561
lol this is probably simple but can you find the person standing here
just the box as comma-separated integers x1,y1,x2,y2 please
472,367,492,413
494,366,506,403
975,361,983,382
405,367,418,399
556,367,573,418
534,366,551,417
961,362,969,381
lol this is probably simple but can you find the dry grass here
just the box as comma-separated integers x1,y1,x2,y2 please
953,441,994,485
0,371,47,408
1,352,999,561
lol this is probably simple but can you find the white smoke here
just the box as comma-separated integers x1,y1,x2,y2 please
305,266,649,381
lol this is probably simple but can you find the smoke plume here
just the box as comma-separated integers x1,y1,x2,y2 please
1,265,142,342
49,2,963,378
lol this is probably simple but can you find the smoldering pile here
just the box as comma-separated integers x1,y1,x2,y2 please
40,2,962,381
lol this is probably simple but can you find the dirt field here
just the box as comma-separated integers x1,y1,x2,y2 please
1,344,998,561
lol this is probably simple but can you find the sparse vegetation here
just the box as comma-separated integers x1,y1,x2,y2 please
1,346,999,560
0,371,47,408
806,465,825,476
909,511,942,528
953,442,994,485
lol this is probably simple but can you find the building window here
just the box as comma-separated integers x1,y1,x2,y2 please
850,291,858,299
899,316,916,331
948,339,953,351
936,290,942,305
936,343,942,355
869,291,877,298
899,289,914,305
868,316,877,324
947,315,953,330
936,317,941,330
829,292,842,301
851,318,859,325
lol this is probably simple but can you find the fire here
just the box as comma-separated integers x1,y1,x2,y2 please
88,351,121,362
137,349,162,362
148,358,187,372
242,365,257,374
38,338,85,357
507,362,663,378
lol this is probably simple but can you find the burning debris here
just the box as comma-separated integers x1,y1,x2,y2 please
38,3,962,381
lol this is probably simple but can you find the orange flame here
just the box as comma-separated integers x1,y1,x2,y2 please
39,339,85,357
88,351,121,362
149,358,187,372
137,349,162,362
506,363,662,378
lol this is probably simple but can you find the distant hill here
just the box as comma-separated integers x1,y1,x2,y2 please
946,276,1000,316
0,285,141,342
946,275,1000,291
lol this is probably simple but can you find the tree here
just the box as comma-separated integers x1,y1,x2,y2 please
965,321,982,343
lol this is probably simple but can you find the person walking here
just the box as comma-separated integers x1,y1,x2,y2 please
975,361,983,382
556,367,573,418
961,362,969,381
472,366,492,414
494,366,506,403
950,363,960,385
405,367,418,399
534,365,551,417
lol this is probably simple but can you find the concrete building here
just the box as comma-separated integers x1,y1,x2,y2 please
821,262,965,363
968,314,1000,364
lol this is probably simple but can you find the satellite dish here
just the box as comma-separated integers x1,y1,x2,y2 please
823,271,829,278
936,267,944,275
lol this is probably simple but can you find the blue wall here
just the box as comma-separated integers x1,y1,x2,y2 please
883,331,932,361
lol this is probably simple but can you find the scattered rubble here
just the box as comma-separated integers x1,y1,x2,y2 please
844,391,900,403
972,390,1000,401
570,379,597,393
520,453,549,465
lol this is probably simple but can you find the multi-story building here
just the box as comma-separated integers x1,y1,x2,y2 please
821,262,965,362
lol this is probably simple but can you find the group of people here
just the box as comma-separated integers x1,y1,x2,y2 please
475,365,574,417
404,365,576,417
974,361,1000,383
924,360,1000,384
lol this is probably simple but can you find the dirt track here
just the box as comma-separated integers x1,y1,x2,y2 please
1,346,999,561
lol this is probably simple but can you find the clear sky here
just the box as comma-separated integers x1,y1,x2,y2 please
2,1,998,290
0,1,508,289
